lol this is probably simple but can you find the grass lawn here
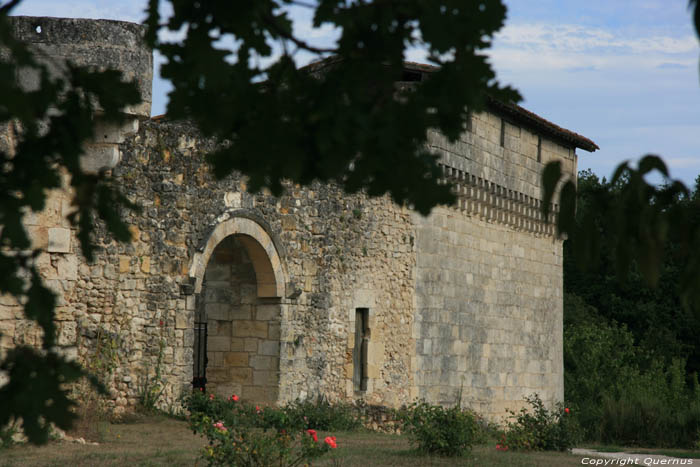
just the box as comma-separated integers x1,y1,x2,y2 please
315,431,591,466
0,416,599,466
1,414,207,467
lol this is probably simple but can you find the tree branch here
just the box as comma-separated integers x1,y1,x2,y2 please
287,0,317,8
263,13,337,55
0,0,22,14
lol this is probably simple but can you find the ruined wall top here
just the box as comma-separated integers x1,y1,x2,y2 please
9,16,152,117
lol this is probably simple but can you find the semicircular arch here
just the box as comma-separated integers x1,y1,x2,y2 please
189,216,286,298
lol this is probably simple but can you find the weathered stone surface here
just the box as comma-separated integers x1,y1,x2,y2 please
223,352,248,367
48,227,71,253
0,16,584,418
9,16,152,117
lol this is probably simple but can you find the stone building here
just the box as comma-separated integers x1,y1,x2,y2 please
0,16,598,418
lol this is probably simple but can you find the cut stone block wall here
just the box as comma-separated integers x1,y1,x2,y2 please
411,112,569,417
201,236,281,404
413,209,563,417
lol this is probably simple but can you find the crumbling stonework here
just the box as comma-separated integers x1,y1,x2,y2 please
0,16,597,420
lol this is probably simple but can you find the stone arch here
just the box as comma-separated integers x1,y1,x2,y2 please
188,214,286,404
189,216,286,298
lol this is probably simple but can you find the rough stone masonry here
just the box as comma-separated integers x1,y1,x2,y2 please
0,16,598,419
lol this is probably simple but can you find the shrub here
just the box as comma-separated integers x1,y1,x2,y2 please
185,391,364,433
564,306,700,447
185,391,337,466
191,414,333,466
283,397,362,431
399,401,479,456
472,413,502,445
0,420,18,450
500,394,580,451
596,390,700,448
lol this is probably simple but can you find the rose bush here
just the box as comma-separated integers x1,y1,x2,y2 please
499,394,580,452
398,401,479,457
186,391,337,466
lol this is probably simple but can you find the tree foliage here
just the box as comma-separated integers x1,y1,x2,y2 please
544,157,700,310
145,0,520,215
564,171,700,372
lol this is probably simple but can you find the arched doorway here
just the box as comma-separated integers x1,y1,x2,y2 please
188,216,286,405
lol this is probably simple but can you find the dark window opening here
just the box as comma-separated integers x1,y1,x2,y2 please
353,308,369,391
465,114,473,133
537,136,542,162
400,70,423,82
500,119,505,147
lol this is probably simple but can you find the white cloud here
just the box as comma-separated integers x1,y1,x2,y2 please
404,47,428,63
13,0,145,23
491,22,698,74
666,157,700,169
496,23,697,54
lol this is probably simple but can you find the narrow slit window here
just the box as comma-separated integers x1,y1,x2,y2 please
353,308,369,391
500,119,505,147
537,136,542,162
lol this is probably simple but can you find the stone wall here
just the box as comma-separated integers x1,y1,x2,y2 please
0,17,152,379
200,236,281,403
411,111,572,417
0,16,587,420
2,118,416,411
0,113,575,417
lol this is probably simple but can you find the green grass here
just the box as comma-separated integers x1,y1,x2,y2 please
0,416,632,467
313,431,591,466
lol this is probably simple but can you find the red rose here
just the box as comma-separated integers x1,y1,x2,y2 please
565,407,570,414
324,436,337,448
306,429,318,442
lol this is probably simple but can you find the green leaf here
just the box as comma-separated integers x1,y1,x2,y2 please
557,180,577,237
637,154,669,178
144,0,160,47
541,161,562,223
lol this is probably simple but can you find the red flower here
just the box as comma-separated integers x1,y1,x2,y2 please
159,320,164,327
209,393,215,400
213,421,227,432
496,444,509,451
324,436,337,449
230,394,239,402
306,429,318,442
564,407,570,414
256,405,262,414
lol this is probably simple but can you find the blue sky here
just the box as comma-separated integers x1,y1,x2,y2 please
12,0,700,187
